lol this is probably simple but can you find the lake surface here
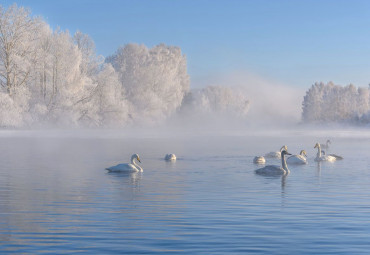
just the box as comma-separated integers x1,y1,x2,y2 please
1,129,370,254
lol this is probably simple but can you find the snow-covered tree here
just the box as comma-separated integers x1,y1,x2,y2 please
180,85,250,118
0,4,262,128
92,64,130,126
0,4,44,96
29,29,84,126
73,30,102,77
0,4,46,126
107,43,190,124
0,92,23,127
302,82,370,123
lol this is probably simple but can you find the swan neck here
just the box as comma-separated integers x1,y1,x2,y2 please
317,145,322,158
131,158,142,171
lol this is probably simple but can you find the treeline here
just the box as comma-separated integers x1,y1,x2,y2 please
0,4,250,128
302,82,370,124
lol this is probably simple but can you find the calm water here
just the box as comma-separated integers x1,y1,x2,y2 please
1,130,370,254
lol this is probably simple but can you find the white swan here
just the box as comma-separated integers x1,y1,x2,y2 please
253,156,266,164
327,154,343,160
287,150,307,165
106,154,143,172
164,154,176,161
265,145,288,158
255,150,292,176
314,143,336,162
322,150,343,160
320,139,331,150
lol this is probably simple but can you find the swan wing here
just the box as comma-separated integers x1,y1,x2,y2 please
329,154,343,160
315,155,336,162
287,155,307,164
106,163,138,172
325,155,337,162
255,165,285,176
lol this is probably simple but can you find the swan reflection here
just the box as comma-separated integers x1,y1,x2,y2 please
107,171,143,191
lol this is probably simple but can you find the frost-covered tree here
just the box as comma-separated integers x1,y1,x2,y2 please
0,4,130,127
0,92,23,127
180,85,250,118
0,4,46,126
71,31,104,127
302,82,370,123
357,87,369,116
29,29,84,126
73,30,102,77
91,64,130,126
0,4,252,128
302,82,325,122
0,4,44,96
107,43,190,124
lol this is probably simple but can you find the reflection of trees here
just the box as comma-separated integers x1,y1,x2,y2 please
0,139,105,250
0,169,63,246
0,178,12,243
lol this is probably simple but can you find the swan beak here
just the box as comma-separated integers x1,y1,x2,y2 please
287,153,292,156
137,157,141,163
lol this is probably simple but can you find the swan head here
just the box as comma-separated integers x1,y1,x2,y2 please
281,150,291,157
280,145,288,152
314,143,320,149
131,154,141,163
300,150,307,157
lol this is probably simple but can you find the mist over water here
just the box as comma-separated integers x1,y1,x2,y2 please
1,128,370,254
221,72,304,125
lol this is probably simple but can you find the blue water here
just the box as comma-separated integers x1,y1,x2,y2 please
1,130,370,254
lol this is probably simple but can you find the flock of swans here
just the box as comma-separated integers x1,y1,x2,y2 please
105,139,342,176
253,139,343,176
106,153,176,172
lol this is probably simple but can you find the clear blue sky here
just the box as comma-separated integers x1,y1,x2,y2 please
4,0,370,88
